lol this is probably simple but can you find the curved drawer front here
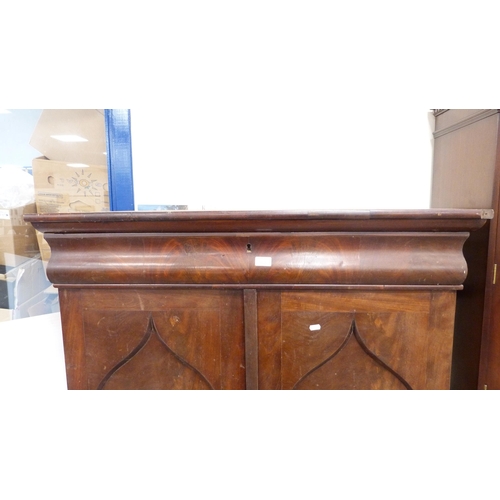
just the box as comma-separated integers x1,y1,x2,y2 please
44,232,469,287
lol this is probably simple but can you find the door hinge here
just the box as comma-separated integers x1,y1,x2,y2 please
494,264,497,285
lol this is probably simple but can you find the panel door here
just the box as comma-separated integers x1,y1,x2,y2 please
59,288,246,390
258,290,456,390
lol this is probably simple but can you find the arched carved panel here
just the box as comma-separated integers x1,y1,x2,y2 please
98,315,213,390
78,289,246,390
277,292,429,389
292,319,412,390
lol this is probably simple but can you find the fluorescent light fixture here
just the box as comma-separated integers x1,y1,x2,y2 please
67,163,90,168
50,134,88,143
0,109,11,114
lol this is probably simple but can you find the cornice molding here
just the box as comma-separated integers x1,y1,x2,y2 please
433,109,500,138
432,109,449,116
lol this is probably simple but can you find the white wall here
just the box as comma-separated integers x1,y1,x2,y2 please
126,5,436,212
131,107,434,211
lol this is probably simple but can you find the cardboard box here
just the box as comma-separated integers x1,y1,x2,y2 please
29,109,107,166
32,157,109,213
30,109,110,214
36,230,51,285
0,203,39,265
36,230,51,262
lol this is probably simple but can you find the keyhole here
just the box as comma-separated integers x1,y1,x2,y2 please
246,243,252,253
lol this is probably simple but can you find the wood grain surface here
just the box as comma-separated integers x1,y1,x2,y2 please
28,210,488,390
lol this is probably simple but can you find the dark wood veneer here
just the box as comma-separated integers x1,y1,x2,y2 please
26,208,490,233
26,209,490,390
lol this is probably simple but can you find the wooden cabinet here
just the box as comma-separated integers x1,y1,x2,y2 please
431,109,500,389
26,209,489,390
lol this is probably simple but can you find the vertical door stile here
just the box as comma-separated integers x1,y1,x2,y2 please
244,289,259,390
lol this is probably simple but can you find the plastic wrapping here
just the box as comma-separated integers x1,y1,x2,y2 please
0,166,35,209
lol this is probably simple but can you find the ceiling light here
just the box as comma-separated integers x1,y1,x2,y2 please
50,134,88,142
67,163,90,168
0,109,11,114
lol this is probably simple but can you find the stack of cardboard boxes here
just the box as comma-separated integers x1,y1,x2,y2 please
0,109,110,321
30,109,110,264
0,202,47,321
